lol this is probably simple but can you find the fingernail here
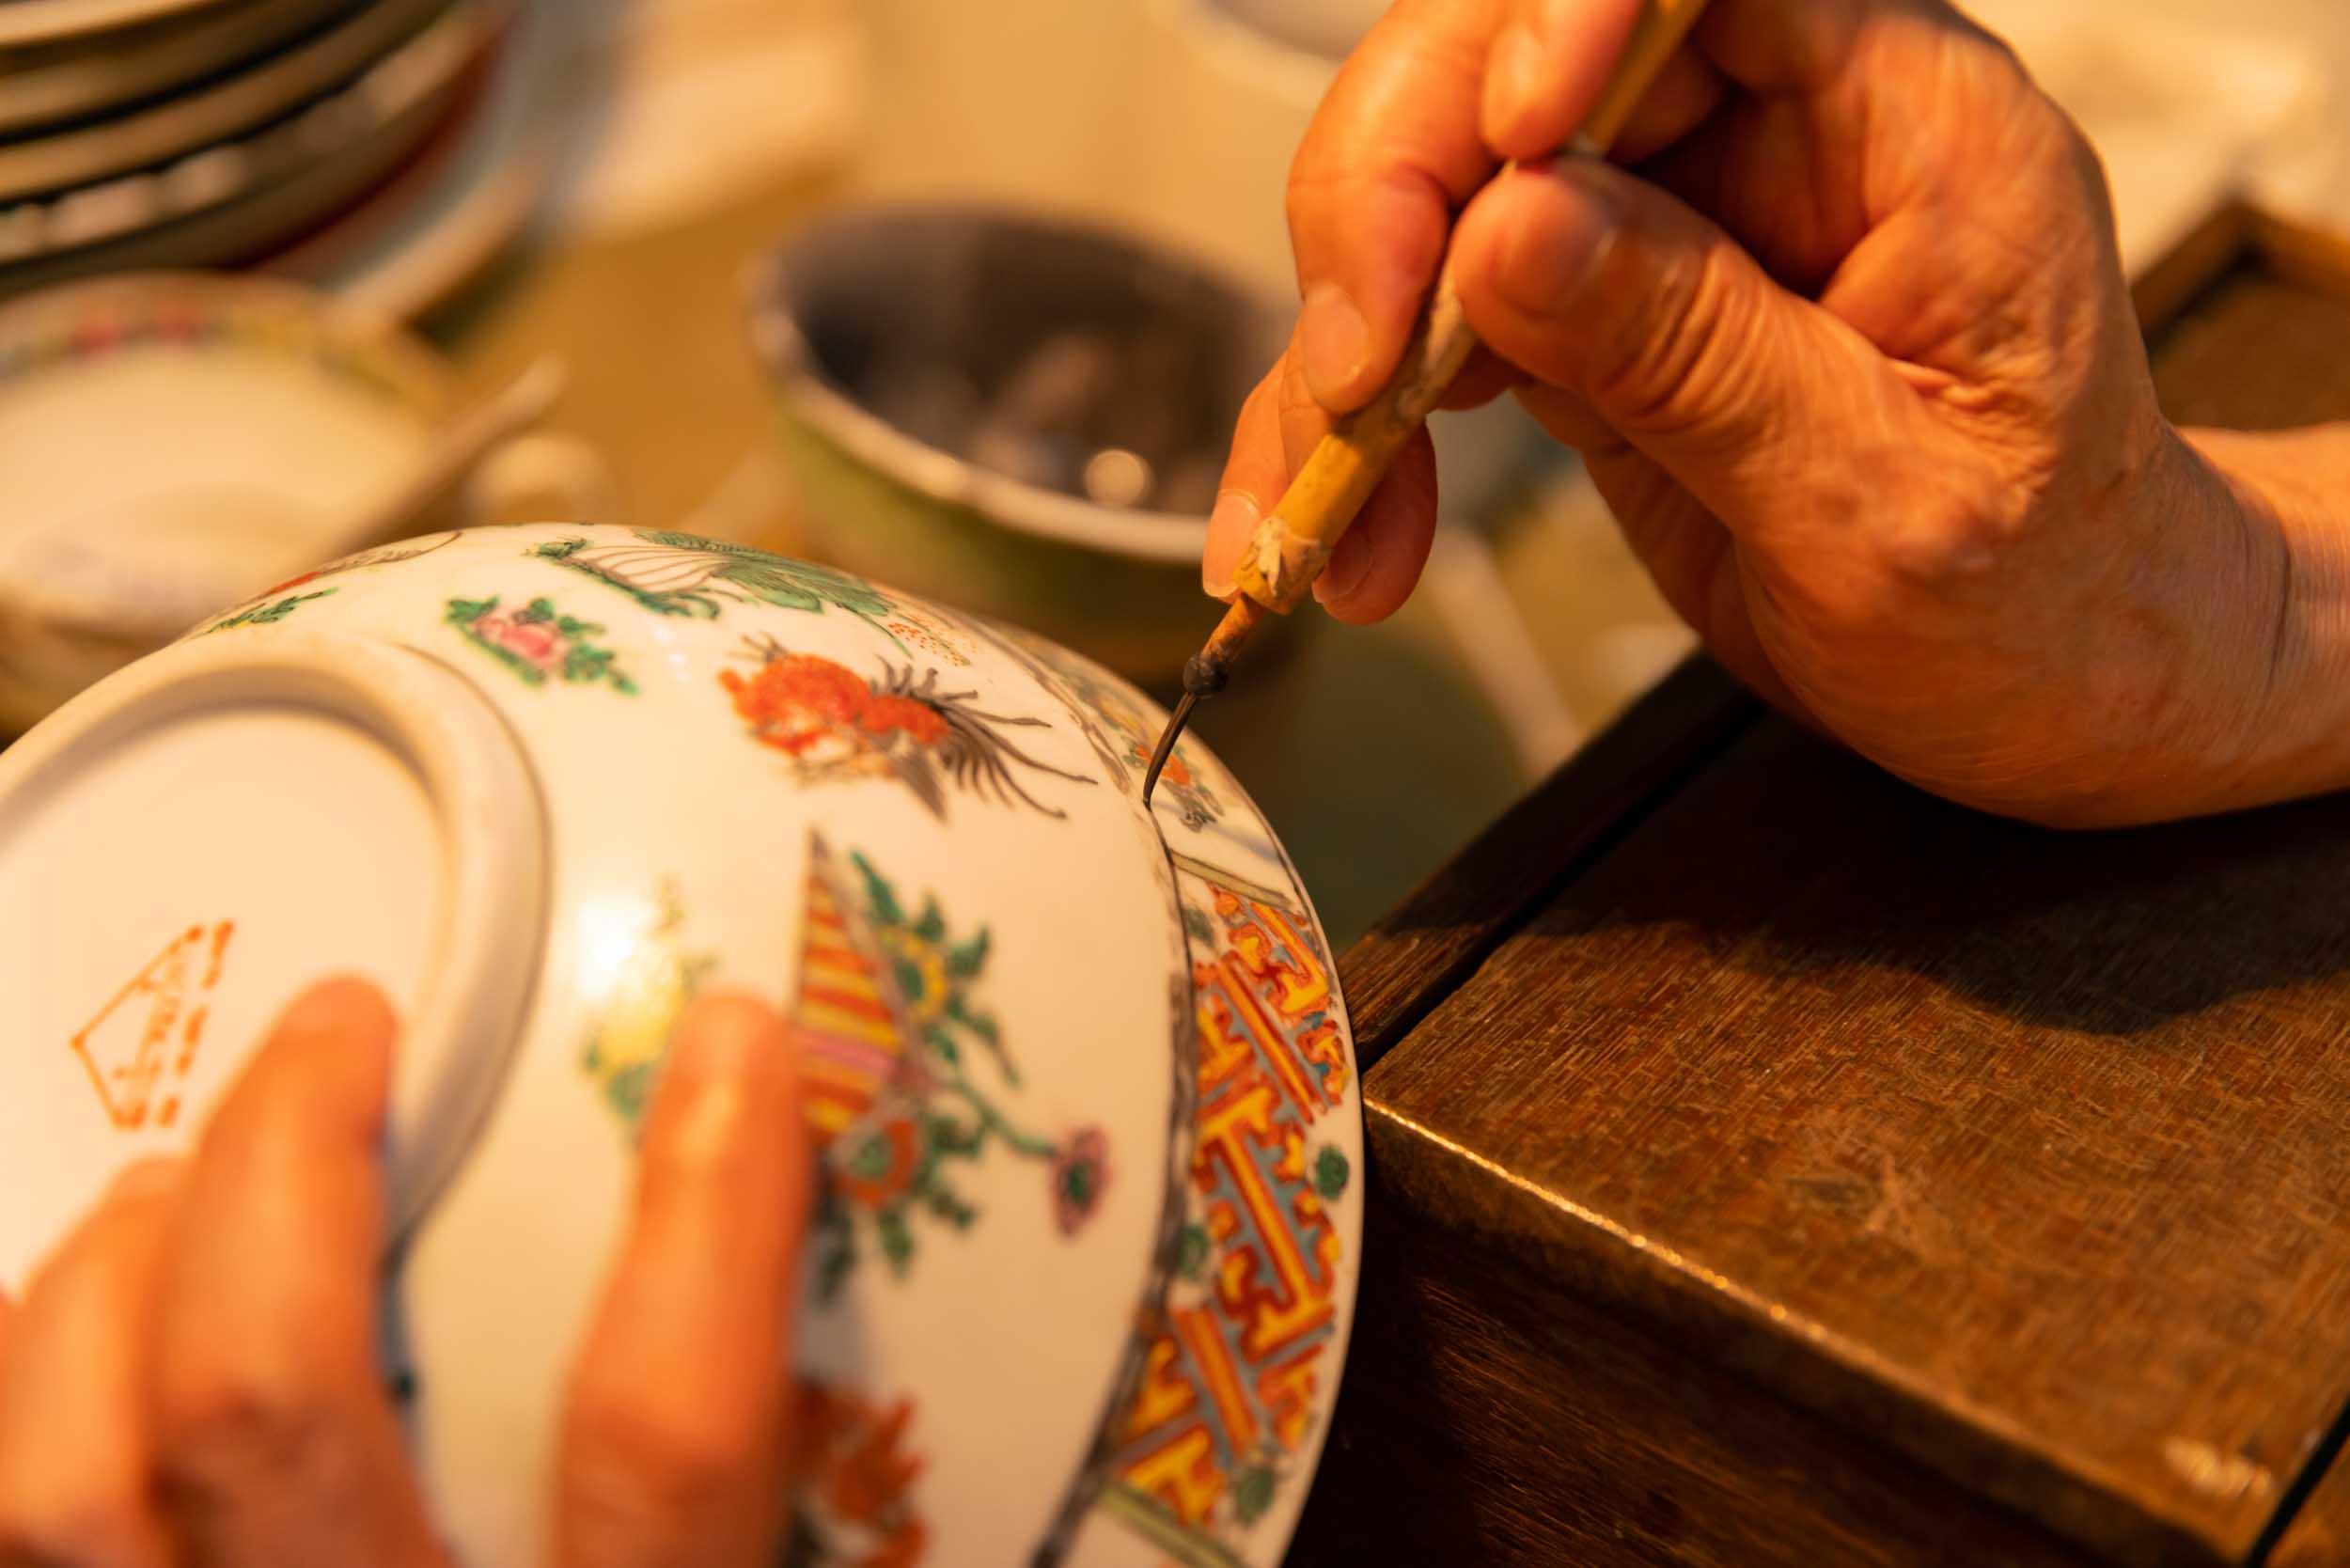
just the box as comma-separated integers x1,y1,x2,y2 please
1298,284,1371,408
1203,491,1260,599
280,975,394,1043
1480,24,1545,146
641,998,800,1174
1314,528,1373,606
657,1000,776,1152
1496,165,1618,314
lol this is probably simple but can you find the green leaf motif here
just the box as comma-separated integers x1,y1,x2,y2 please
1058,1157,1097,1214
852,851,905,929
876,1209,914,1272
446,593,637,697
953,999,999,1043
634,529,894,608
847,1129,896,1182
1313,1145,1352,1200
537,529,901,638
945,929,990,980
925,1186,976,1228
945,994,1014,1086
763,582,825,614
202,588,337,635
602,1061,654,1126
815,1228,855,1303
928,1114,982,1158
1232,1466,1277,1524
889,955,928,1010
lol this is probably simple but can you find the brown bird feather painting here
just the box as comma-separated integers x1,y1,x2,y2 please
721,634,1093,820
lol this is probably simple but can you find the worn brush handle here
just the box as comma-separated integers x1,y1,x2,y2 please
1230,0,1714,613
1578,0,1713,152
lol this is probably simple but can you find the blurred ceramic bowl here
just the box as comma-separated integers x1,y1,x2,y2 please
0,522,1363,1568
0,271,460,732
749,202,1293,687
0,270,607,736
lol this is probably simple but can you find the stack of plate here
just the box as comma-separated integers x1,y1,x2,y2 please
0,0,500,302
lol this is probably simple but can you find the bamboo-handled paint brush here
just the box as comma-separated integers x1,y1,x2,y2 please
1141,0,1715,806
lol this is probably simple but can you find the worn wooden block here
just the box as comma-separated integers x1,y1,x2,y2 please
1293,1177,2103,1567
1295,211,2350,1566
2276,1460,2350,1568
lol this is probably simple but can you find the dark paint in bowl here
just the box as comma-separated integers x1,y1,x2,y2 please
750,204,1297,683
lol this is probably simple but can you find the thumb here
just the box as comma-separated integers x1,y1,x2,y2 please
1451,157,1917,535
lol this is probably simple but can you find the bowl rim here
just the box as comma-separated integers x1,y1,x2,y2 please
0,269,462,639
0,267,462,413
745,200,1281,569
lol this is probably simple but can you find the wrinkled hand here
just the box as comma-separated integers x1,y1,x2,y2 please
0,980,809,1568
1207,0,2312,827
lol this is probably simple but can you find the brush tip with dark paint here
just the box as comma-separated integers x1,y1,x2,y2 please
1146,596,1265,806
1139,692,1198,807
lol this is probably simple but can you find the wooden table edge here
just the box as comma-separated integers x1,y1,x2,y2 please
1337,654,1760,1072
1361,1090,2253,1566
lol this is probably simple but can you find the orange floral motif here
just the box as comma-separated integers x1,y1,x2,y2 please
833,1114,924,1209
789,1384,928,1568
723,635,1087,820
723,655,948,762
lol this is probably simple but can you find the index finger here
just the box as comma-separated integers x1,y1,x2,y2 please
1286,0,1643,411
556,994,809,1568
150,977,448,1566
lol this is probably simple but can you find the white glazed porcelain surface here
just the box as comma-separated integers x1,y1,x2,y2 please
0,523,1362,1568
0,632,546,1275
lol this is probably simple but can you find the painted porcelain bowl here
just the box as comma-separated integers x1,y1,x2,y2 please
0,524,1362,1568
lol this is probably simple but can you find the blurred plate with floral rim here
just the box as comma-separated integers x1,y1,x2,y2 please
0,271,463,731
